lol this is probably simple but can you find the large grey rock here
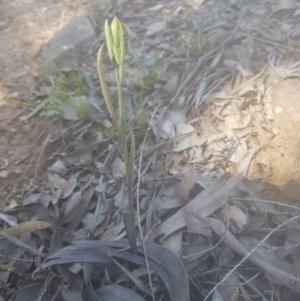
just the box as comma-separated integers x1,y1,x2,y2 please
40,15,97,73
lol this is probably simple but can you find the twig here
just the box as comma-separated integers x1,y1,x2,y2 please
239,272,261,285
238,274,267,300
232,197,300,211
0,231,46,259
203,214,300,300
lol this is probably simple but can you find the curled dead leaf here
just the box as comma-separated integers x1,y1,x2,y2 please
1,221,51,238
227,205,248,233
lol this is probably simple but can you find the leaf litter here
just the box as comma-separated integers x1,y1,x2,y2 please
2,0,300,300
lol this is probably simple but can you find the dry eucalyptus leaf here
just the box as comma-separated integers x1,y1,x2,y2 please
61,289,83,301
95,284,146,301
155,175,243,238
237,146,260,176
173,137,206,152
2,221,51,238
272,0,298,13
236,178,278,214
163,73,179,92
175,123,195,136
42,240,189,301
64,191,83,221
61,176,77,199
47,159,67,173
161,120,175,138
112,158,126,178
212,289,225,301
160,230,183,257
145,20,166,36
147,4,163,12
182,236,210,266
164,110,187,125
61,101,80,121
156,185,186,216
184,207,213,237
218,248,234,266
218,272,239,301
63,145,92,166
0,212,18,226
48,173,68,190
294,246,300,278
179,170,198,201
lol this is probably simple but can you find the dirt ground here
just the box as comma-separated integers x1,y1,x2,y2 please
249,78,300,203
0,0,94,204
1,0,300,206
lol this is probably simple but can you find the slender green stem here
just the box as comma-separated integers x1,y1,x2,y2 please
115,69,124,126
127,127,135,213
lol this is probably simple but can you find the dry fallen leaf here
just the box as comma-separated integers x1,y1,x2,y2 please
145,20,166,36
43,240,189,301
48,173,68,190
179,170,198,201
63,145,93,166
154,175,243,238
2,221,51,238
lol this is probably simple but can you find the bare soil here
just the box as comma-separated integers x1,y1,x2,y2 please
249,78,300,204
0,0,90,204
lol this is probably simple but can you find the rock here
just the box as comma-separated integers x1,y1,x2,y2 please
40,16,97,73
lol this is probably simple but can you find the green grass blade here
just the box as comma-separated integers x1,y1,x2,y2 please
123,211,137,254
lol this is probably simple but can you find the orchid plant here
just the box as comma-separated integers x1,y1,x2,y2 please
97,17,137,254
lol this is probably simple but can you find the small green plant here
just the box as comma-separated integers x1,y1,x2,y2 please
130,48,163,89
42,69,88,119
67,96,89,119
42,95,61,117
97,17,137,254
146,61,163,85
167,3,219,59
187,29,215,58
